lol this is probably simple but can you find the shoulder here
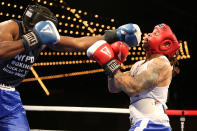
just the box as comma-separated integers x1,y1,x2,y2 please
130,60,145,71
148,56,172,73
0,20,20,40
0,20,19,30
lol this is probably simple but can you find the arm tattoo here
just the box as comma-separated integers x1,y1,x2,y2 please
113,57,169,97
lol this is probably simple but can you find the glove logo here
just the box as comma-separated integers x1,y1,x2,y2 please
100,46,112,57
40,25,53,34
25,10,33,18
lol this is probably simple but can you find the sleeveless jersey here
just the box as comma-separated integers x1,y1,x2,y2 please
0,19,42,87
129,56,172,127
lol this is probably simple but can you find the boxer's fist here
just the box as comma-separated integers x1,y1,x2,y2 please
110,41,129,64
33,20,60,45
22,20,60,52
87,40,120,77
104,23,142,47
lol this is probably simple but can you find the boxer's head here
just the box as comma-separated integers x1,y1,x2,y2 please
143,23,179,59
22,4,58,31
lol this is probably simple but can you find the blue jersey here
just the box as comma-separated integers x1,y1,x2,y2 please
0,19,42,87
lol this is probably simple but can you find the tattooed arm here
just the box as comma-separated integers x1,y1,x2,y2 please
111,57,172,97
108,71,131,93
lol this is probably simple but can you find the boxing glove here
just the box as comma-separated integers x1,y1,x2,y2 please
22,20,60,53
87,40,121,77
110,41,129,64
104,23,142,47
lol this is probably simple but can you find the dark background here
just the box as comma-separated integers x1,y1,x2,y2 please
1,0,197,130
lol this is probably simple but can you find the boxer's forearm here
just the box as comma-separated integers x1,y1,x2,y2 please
113,70,140,97
108,77,121,93
51,35,105,51
113,69,158,97
0,40,25,59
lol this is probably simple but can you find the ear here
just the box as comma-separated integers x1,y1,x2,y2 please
159,40,172,51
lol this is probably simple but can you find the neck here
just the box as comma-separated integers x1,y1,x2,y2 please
145,53,164,61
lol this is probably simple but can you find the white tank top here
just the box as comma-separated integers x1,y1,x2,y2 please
129,56,172,127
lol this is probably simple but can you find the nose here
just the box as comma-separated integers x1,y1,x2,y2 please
148,33,152,37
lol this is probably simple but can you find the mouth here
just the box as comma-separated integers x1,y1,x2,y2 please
142,36,149,44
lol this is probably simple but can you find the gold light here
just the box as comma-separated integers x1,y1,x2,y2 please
56,14,59,17
107,26,110,29
73,18,77,21
112,27,116,30
101,25,105,28
65,23,68,26
111,19,115,22
71,9,76,13
59,22,62,26
70,24,74,27
64,30,68,33
58,29,62,33
94,14,99,18
78,10,82,13
99,29,102,32
75,31,79,35
67,16,71,20
43,1,47,4
61,15,65,19
90,22,94,25
84,12,87,15
78,19,82,23
19,6,23,9
66,7,70,11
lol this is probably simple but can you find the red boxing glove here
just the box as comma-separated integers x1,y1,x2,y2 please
110,41,129,64
87,40,121,77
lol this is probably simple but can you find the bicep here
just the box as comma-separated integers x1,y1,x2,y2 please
137,58,172,88
0,30,14,42
0,20,16,41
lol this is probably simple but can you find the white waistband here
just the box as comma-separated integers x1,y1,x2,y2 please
0,84,15,91
129,98,169,126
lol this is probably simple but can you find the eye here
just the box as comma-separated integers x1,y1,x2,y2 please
153,31,160,36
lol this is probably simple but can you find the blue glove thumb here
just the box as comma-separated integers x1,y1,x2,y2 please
116,23,142,47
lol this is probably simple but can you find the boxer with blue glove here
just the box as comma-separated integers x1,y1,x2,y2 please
0,3,142,131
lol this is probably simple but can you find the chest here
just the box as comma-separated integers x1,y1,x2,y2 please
131,61,148,77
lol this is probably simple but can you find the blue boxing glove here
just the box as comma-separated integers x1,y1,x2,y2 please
22,20,60,53
104,23,142,47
